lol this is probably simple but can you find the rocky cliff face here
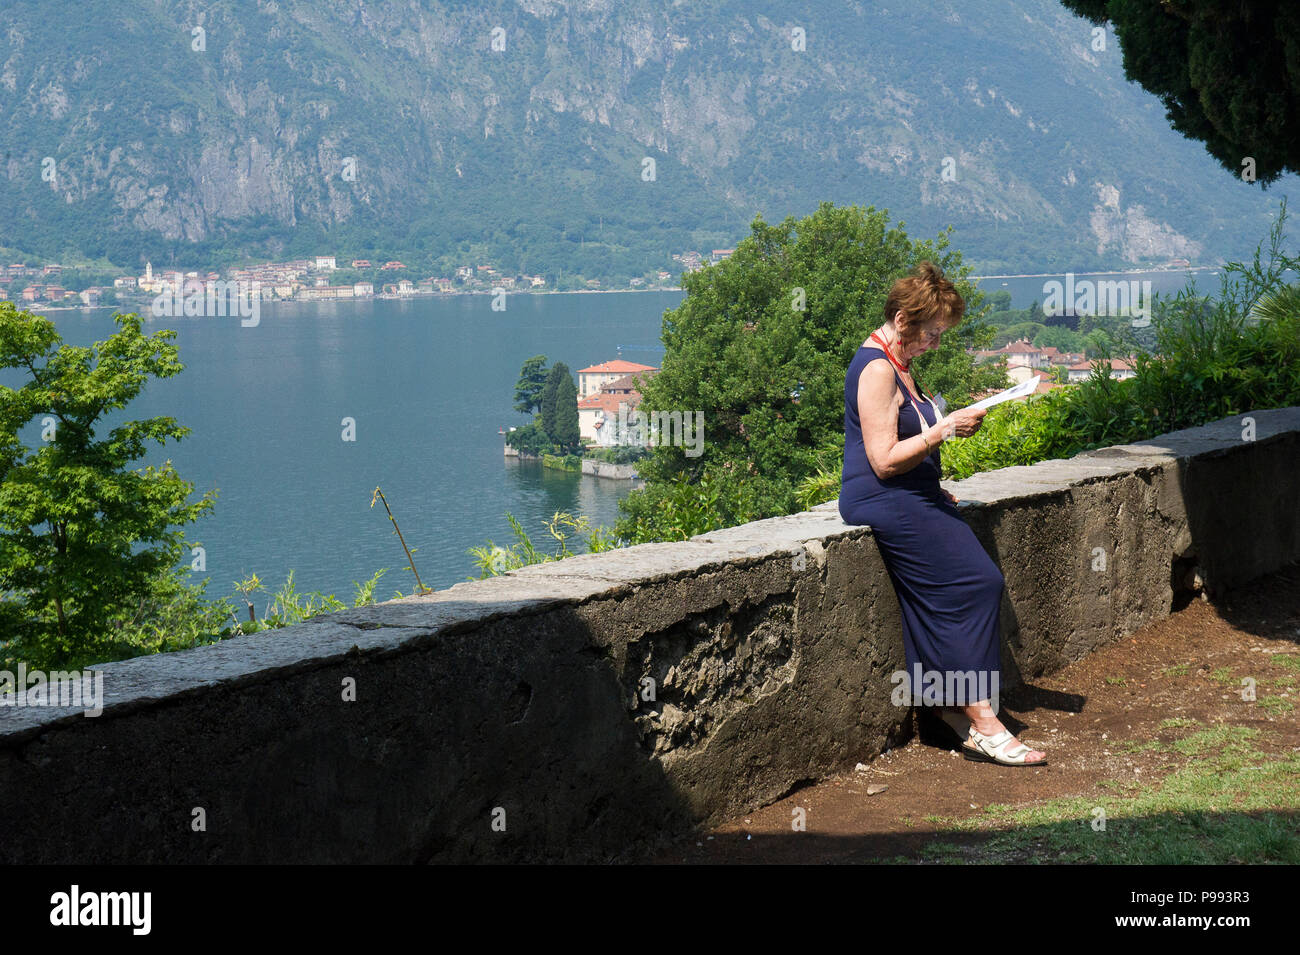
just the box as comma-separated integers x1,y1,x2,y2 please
0,0,1285,273
1088,184,1203,262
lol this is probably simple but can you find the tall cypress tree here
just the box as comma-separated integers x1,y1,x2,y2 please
539,362,569,442
552,370,580,453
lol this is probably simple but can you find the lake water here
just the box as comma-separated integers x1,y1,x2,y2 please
10,265,1228,605
18,292,680,603
972,267,1228,310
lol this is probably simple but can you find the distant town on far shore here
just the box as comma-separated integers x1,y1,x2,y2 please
0,249,745,310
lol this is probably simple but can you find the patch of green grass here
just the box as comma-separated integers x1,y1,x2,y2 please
1160,717,1199,729
1270,654,1300,673
1106,676,1127,686
910,724,1300,863
918,841,967,862
1257,695,1295,714
1162,664,1191,677
1209,667,1236,684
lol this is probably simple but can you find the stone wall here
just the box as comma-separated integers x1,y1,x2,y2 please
580,458,640,479
1,408,1297,863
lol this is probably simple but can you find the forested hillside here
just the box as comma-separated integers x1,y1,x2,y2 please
0,0,1289,279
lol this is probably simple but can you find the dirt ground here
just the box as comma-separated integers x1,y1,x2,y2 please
653,561,1300,864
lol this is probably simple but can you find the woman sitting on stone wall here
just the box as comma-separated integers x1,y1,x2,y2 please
839,261,1047,766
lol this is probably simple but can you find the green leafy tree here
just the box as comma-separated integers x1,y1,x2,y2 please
1061,0,1300,183
615,202,1005,539
0,305,214,664
994,322,1047,348
513,355,549,415
504,421,554,456
1032,325,1087,353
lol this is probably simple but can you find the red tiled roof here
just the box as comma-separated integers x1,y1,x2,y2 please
1002,339,1041,353
603,370,659,391
578,391,642,413
1067,357,1137,371
576,360,658,375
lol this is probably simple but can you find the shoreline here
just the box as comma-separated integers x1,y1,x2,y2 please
17,286,690,313
15,264,1255,313
969,266,1221,280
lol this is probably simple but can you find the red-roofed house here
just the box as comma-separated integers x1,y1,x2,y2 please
576,360,658,398
1002,338,1048,368
1066,357,1138,383
576,369,662,445
578,390,636,444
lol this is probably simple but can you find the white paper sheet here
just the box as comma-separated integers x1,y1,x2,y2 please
966,376,1041,411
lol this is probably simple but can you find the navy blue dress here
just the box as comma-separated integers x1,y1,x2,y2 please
839,345,1004,706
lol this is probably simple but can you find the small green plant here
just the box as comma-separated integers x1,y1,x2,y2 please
541,452,582,472
226,569,388,634
615,468,764,542
468,511,625,578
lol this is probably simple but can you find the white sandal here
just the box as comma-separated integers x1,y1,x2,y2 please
962,726,1048,767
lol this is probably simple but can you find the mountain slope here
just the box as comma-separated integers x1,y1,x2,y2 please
0,0,1292,277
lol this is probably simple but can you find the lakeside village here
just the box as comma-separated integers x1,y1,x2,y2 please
534,341,1139,480
0,249,737,310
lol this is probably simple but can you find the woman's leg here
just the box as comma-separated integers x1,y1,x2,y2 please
962,699,1046,763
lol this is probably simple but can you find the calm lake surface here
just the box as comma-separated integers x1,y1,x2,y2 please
14,266,1228,604
971,267,1226,309
25,292,680,602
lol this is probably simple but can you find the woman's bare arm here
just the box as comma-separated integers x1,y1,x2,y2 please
857,359,937,480
857,361,989,479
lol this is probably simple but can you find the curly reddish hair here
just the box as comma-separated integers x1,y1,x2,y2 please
884,261,965,346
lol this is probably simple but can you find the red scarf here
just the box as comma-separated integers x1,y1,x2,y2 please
869,330,910,373
870,330,934,404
